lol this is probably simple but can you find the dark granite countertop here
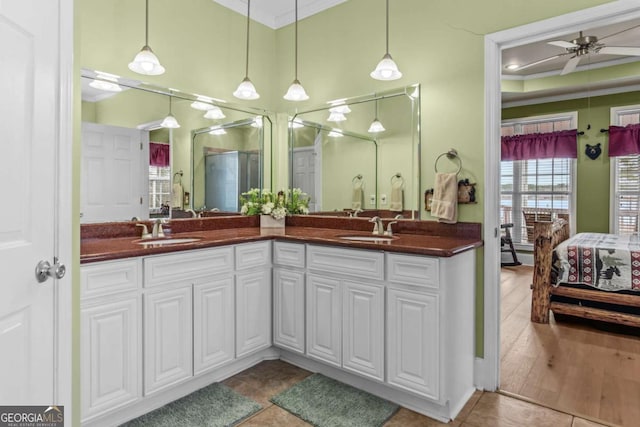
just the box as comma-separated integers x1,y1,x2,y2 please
81,216,483,264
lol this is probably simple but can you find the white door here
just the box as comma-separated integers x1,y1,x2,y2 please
236,269,272,357
387,287,440,400
144,286,193,396
81,122,148,223
306,274,341,367
0,0,71,407
193,276,235,375
343,280,384,381
292,147,317,212
273,268,305,353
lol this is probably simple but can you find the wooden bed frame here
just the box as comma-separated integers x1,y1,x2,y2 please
531,219,640,328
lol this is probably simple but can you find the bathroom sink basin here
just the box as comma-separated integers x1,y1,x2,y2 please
338,235,397,243
136,237,201,246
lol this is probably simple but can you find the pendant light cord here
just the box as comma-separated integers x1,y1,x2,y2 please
145,0,149,46
294,0,299,79
385,0,389,55
244,0,251,78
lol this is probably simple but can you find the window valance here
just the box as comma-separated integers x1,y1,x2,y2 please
501,129,578,161
608,123,640,157
150,142,170,167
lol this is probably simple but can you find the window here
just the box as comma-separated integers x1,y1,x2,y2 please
611,105,640,235
149,165,171,213
501,113,577,245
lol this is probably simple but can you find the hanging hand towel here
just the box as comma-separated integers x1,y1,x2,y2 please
352,180,363,210
430,173,458,223
389,180,404,212
172,183,184,209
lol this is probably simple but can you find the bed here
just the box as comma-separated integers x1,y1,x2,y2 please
531,219,640,327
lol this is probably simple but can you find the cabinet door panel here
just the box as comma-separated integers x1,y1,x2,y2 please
343,280,384,381
306,274,341,367
194,276,235,374
81,295,141,420
144,286,193,395
236,269,272,357
387,288,439,400
273,268,305,353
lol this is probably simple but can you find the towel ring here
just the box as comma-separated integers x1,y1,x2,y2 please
352,174,363,183
434,149,462,174
390,173,405,187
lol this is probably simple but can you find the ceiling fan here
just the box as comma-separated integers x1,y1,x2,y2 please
516,25,640,75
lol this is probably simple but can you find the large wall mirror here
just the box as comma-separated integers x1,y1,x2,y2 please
80,68,271,223
289,84,421,219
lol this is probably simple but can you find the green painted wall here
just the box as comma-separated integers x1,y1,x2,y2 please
75,2,618,418
503,91,640,234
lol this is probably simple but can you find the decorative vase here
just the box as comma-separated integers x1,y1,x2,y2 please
260,215,285,230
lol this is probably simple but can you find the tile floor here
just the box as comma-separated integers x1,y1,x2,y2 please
224,360,612,427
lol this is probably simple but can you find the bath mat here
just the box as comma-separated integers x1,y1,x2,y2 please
121,382,261,427
270,373,399,427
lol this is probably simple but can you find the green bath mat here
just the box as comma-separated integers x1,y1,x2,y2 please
121,382,261,427
270,373,399,427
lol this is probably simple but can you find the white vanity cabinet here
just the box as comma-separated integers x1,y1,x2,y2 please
80,259,142,423
235,242,272,357
306,245,386,381
273,242,306,354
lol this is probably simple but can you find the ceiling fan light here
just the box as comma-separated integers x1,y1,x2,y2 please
284,79,309,101
128,45,165,76
368,118,386,133
370,53,402,80
160,113,180,129
233,77,260,100
203,106,226,120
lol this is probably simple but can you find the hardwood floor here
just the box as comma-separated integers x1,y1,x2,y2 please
500,266,640,427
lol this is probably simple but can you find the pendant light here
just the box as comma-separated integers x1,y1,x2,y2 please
368,99,385,133
89,71,122,93
234,0,260,100
161,95,180,129
203,106,226,120
370,0,402,81
128,0,165,76
283,0,309,101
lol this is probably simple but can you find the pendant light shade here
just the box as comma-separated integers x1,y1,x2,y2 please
234,0,260,100
89,71,122,92
368,99,385,133
161,96,180,129
327,111,347,122
203,106,226,120
370,0,402,81
284,0,309,101
129,0,165,76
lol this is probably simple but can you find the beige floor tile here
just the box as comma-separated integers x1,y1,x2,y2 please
239,405,311,426
223,359,312,407
571,417,611,427
462,393,573,427
383,407,449,427
454,389,483,423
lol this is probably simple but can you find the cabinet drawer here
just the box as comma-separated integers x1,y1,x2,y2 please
144,247,233,287
81,259,141,299
386,253,439,289
235,241,271,271
273,241,305,268
307,245,383,281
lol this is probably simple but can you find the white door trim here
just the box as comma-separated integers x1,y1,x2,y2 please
57,0,73,415
480,1,640,391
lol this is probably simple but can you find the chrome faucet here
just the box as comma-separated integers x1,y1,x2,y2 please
394,214,404,220
353,208,363,217
369,216,384,235
152,219,166,238
384,221,398,236
185,209,197,218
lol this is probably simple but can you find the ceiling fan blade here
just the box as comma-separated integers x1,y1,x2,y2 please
560,56,580,75
599,23,640,42
513,53,568,71
548,40,576,49
598,46,640,56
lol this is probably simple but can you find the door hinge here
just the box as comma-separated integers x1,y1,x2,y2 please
494,227,498,238
140,197,143,204
140,142,143,150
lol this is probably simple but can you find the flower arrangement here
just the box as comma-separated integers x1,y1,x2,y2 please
240,188,310,220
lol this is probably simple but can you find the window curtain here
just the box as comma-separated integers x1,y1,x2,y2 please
501,129,578,161
150,142,170,167
608,124,640,157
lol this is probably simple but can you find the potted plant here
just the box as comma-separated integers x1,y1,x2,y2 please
240,188,309,228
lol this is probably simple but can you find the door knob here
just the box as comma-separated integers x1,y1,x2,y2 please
35,259,66,283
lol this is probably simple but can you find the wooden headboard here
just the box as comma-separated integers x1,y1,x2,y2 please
531,219,570,323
